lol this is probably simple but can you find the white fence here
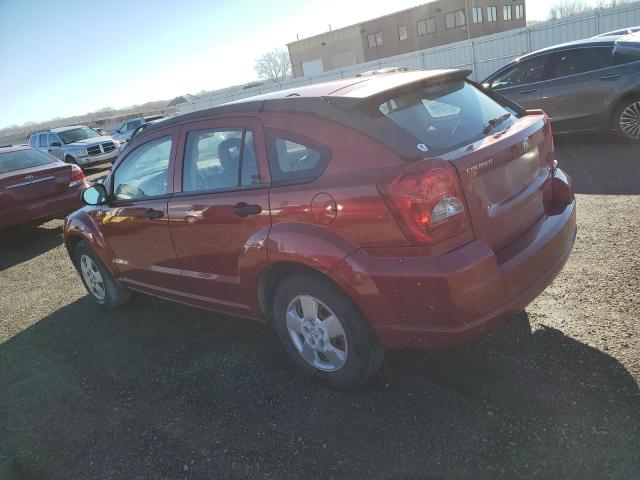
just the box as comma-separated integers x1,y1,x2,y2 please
178,2,640,115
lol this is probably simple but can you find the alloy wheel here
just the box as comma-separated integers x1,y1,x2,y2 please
619,101,640,139
285,295,348,372
80,254,106,301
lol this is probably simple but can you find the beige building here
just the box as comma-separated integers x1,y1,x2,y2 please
288,0,527,77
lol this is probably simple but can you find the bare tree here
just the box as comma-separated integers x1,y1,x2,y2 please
254,48,292,82
549,0,636,19
549,0,591,19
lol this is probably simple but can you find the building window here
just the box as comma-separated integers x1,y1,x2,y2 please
487,6,497,22
417,17,436,36
472,7,483,23
515,4,525,19
398,24,408,41
445,9,466,30
503,5,512,20
368,31,383,48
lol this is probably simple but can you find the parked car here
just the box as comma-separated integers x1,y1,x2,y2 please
28,126,120,169
112,115,165,144
482,34,640,142
595,26,640,37
0,146,88,229
64,69,576,388
119,117,168,153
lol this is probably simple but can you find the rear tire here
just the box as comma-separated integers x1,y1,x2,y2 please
272,273,384,389
74,240,130,308
613,95,640,143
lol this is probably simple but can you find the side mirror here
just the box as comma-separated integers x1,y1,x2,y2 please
50,142,61,147
115,129,121,134
81,184,108,206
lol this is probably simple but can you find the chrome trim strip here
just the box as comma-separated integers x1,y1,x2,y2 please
6,175,56,189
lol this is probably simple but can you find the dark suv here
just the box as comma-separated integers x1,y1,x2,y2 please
483,34,640,142
65,69,576,388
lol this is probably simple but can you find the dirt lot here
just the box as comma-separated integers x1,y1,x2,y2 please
1,134,639,480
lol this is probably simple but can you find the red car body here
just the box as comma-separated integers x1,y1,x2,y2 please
64,69,576,349
0,146,88,230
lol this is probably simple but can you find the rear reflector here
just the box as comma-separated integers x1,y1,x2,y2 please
378,159,469,245
69,164,85,185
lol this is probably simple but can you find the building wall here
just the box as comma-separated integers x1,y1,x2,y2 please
287,0,526,76
288,25,365,78
361,0,526,61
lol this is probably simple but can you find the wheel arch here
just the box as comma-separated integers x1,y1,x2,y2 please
257,261,368,326
610,90,640,127
64,210,118,276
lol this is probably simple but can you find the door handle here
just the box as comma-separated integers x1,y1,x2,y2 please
601,74,621,81
519,88,537,94
143,208,164,219
47,149,53,153
232,202,262,217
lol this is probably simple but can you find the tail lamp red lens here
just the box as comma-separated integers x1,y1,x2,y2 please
378,159,469,245
69,164,85,185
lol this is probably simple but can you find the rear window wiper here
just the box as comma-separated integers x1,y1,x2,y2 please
483,113,512,133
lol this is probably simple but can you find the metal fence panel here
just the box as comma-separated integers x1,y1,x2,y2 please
178,2,640,115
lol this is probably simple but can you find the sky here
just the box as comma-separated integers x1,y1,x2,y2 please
0,0,599,129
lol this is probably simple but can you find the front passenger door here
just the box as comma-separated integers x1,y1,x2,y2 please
489,54,554,112
47,133,64,160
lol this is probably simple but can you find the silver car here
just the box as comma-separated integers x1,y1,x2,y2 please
112,115,165,144
483,34,640,142
28,126,120,169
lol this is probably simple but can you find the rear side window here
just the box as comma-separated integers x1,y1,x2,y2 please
28,135,38,147
266,130,330,183
38,133,48,147
549,47,618,78
182,128,260,193
0,149,56,174
377,80,514,154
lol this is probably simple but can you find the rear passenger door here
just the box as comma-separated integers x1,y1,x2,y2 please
542,46,631,131
167,117,271,315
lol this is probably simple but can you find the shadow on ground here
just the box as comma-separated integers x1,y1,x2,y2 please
0,223,63,271
1,296,638,479
555,133,640,195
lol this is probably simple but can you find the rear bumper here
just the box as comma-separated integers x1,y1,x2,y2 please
329,168,576,349
0,181,89,229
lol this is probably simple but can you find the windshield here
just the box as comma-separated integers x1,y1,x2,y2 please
0,148,56,174
57,127,102,144
377,80,515,155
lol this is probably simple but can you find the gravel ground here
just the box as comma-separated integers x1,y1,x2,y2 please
0,135,638,479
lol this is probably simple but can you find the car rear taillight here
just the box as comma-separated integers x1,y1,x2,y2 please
69,164,85,186
378,159,470,245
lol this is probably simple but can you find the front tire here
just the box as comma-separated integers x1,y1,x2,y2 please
613,95,640,143
74,240,130,308
272,273,384,389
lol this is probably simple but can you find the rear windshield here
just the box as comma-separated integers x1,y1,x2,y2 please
0,149,57,174
377,79,515,155
58,127,101,144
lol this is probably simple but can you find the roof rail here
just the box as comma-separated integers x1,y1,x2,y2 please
355,66,410,77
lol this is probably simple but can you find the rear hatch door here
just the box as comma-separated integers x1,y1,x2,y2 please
444,114,553,251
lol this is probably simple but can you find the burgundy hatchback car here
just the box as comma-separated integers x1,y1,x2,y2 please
64,69,576,388
1,146,87,230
